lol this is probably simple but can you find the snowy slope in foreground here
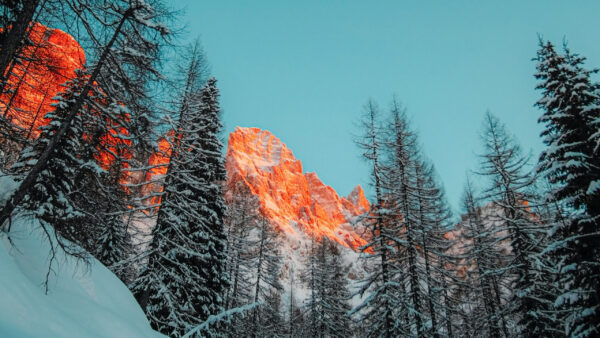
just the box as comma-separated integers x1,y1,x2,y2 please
0,177,164,338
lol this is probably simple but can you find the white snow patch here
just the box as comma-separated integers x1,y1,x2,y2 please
0,175,164,338
587,180,600,195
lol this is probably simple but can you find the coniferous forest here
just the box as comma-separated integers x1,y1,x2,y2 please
1,1,600,337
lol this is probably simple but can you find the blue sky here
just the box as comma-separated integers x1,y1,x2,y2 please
174,1,600,214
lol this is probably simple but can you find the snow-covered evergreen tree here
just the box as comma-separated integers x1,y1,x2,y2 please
222,180,286,337
534,40,600,336
476,112,547,334
13,72,100,254
304,236,352,338
354,98,458,337
8,69,136,286
352,99,408,337
88,101,136,284
133,76,229,337
224,181,259,311
461,179,510,337
383,102,427,336
523,178,569,337
304,235,321,338
413,160,456,338
247,216,282,337
0,0,170,229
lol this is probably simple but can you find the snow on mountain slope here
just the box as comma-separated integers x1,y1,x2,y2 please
0,176,164,338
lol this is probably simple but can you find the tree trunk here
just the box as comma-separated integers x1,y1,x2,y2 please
252,220,266,336
0,0,40,92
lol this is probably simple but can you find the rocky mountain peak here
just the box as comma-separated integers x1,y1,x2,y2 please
225,126,369,249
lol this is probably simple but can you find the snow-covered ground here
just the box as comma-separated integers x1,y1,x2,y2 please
0,175,164,338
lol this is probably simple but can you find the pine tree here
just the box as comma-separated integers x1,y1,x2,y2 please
88,101,136,284
383,102,426,336
304,235,321,338
352,99,407,337
248,216,282,337
305,236,352,338
7,54,139,283
476,112,548,334
534,39,600,336
224,181,260,312
287,263,305,337
0,0,170,229
13,71,98,253
133,76,229,337
461,178,509,337
437,250,458,338
413,160,456,338
223,180,286,337
524,178,568,337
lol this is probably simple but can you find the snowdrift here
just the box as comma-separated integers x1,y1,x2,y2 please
0,176,164,338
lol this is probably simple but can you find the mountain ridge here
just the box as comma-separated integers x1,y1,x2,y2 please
225,126,369,249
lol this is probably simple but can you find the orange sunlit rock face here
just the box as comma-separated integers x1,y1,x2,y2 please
147,131,175,179
2,23,134,191
0,22,85,138
96,114,134,190
226,127,370,249
144,130,177,206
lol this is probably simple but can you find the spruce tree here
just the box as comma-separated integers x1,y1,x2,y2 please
413,161,456,338
88,101,136,283
13,71,98,252
534,40,600,336
224,181,260,312
133,76,229,337
8,56,140,284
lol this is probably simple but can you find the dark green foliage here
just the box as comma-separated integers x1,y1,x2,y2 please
133,76,229,337
534,40,600,337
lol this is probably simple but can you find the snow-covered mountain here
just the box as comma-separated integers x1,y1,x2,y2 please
225,126,369,250
224,127,370,306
